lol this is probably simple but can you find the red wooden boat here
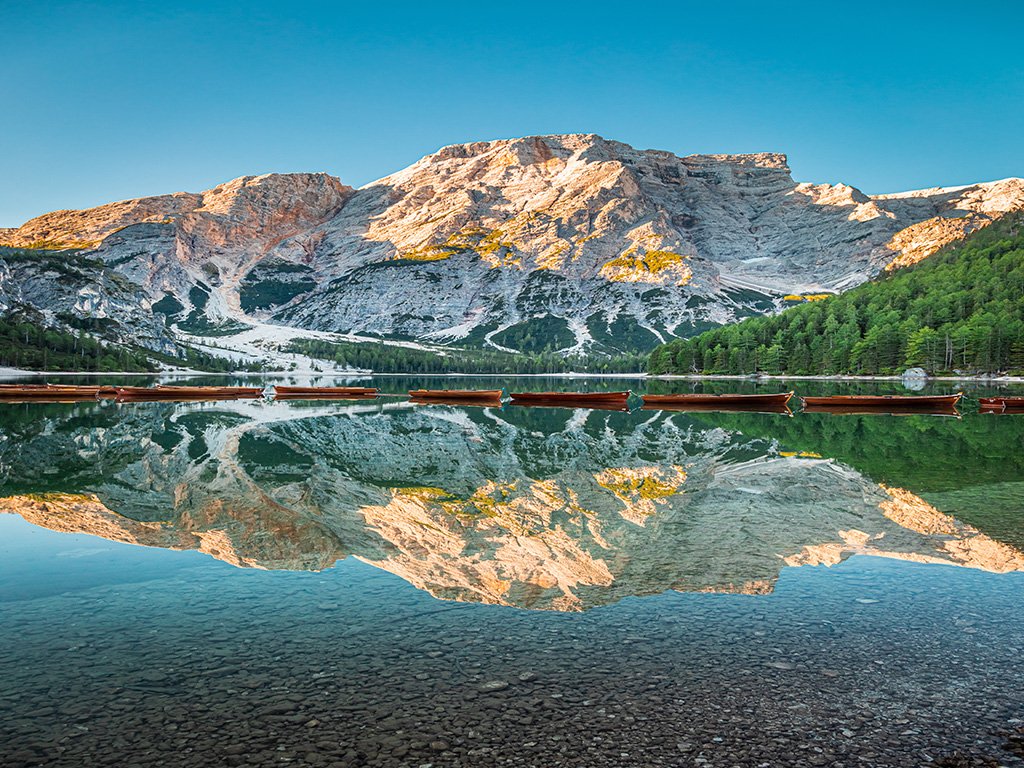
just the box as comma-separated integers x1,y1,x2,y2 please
642,392,793,408
0,394,104,403
160,384,263,395
509,391,631,406
273,385,379,399
409,389,504,403
0,384,117,398
801,393,962,409
115,385,263,401
979,396,1024,412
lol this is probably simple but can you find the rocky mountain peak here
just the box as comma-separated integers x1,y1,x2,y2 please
1,172,353,252
1,136,1022,359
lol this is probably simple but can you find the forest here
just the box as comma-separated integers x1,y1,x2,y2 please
0,318,158,372
648,213,1024,376
0,317,264,373
288,338,647,374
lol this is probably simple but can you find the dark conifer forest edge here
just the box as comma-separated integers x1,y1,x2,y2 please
648,213,1024,376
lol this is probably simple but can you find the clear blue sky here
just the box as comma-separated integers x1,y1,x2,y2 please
3,0,1022,226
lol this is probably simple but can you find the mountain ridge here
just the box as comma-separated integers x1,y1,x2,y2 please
2,134,1023,363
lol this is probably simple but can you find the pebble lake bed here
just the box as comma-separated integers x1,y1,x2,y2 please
1,378,1023,767
2,540,1023,768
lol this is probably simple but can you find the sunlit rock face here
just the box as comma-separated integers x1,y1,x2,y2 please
2,402,1022,611
2,136,1021,353
0,174,353,336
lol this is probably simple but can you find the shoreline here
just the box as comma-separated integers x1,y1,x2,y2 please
1,368,1023,384
646,373,1024,383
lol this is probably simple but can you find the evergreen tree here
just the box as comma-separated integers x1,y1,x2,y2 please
647,214,1024,376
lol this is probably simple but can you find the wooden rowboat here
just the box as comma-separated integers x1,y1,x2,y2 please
642,392,793,408
0,383,117,392
273,385,378,398
801,394,962,409
0,395,105,404
273,386,378,400
509,391,632,411
509,391,631,405
409,389,504,403
0,384,117,398
980,396,1024,412
0,388,91,398
156,385,263,395
115,385,263,401
0,384,52,391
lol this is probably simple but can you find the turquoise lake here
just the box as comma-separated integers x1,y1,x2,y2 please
1,376,1022,767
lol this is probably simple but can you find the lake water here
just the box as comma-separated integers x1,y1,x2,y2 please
1,377,1023,767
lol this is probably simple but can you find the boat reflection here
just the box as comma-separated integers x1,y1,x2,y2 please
510,399,632,412
801,404,962,417
642,402,793,415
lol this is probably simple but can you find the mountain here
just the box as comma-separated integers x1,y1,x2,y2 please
648,212,1024,376
1,401,1022,610
3,135,1023,363
0,249,175,355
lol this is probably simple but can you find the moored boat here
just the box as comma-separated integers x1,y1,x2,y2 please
800,393,962,410
273,385,378,398
115,385,263,401
509,391,631,406
0,384,117,398
0,394,105,403
156,384,263,395
408,389,504,403
0,384,52,391
979,396,1024,412
641,392,793,408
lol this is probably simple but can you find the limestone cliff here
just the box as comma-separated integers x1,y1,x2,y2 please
2,136,1022,355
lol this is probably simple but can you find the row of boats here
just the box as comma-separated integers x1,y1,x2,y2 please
1,384,1021,413
0,383,375,402
409,389,1024,415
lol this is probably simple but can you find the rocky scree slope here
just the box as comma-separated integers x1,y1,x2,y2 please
3,135,1023,356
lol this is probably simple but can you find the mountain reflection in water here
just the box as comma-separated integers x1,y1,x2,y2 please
1,398,1021,611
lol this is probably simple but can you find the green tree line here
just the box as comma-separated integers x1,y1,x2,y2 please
649,213,1024,376
0,318,158,372
0,317,265,373
289,338,646,374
